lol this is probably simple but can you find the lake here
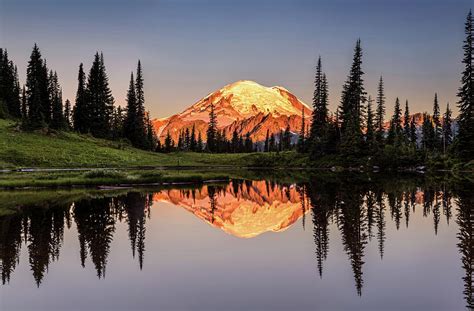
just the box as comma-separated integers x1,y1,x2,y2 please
0,175,472,310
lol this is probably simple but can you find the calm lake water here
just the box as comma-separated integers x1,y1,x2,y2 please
0,176,473,310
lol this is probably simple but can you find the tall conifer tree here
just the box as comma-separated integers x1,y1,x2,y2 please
457,10,474,159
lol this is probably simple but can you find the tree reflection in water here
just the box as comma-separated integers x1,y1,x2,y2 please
0,177,472,307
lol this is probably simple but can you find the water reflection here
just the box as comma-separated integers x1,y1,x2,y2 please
0,177,472,308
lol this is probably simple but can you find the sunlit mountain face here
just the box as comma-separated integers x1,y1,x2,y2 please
153,180,310,238
152,80,312,143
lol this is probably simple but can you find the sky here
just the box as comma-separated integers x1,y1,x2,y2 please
0,0,471,118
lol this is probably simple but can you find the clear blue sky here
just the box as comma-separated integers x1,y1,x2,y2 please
0,0,471,118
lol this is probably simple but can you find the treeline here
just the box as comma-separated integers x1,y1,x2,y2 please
296,10,474,166
0,44,157,151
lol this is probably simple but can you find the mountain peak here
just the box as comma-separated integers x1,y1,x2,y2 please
153,80,311,142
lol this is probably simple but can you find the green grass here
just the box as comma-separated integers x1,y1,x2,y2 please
0,119,307,169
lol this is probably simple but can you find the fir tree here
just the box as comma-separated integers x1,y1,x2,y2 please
124,72,138,144
64,99,71,129
339,39,366,156
190,125,197,151
403,100,410,141
457,10,474,160
387,98,402,145
442,103,453,153
164,131,174,153
85,53,114,138
197,132,203,152
135,60,147,148
309,57,329,157
0,49,21,118
244,133,253,152
410,117,417,146
21,86,27,120
422,113,435,151
145,112,156,150
50,72,64,130
366,95,375,149
433,93,441,148
375,76,386,143
297,108,306,152
206,103,217,152
25,44,50,129
72,63,88,133
264,129,270,152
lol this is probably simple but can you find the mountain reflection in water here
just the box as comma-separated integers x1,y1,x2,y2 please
0,178,472,309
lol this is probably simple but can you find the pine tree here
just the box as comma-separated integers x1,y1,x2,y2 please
297,109,306,152
309,57,329,157
339,39,366,156
21,86,27,120
366,95,375,149
244,133,253,152
0,49,21,118
164,131,174,153
269,133,276,152
72,63,88,133
197,132,203,152
387,97,402,145
50,72,64,130
231,128,239,153
442,103,453,153
264,129,270,152
190,125,197,151
403,100,411,141
206,103,217,152
64,99,71,129
375,76,386,143
25,44,50,129
124,72,137,143
457,10,474,160
135,60,147,148
283,124,292,150
433,93,441,148
410,117,417,146
145,112,156,150
85,53,114,138
422,113,435,151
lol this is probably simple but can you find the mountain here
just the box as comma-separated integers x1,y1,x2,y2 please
153,80,312,143
153,181,309,238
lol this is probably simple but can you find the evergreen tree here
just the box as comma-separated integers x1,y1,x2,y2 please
206,103,217,152
25,44,50,129
64,99,71,129
197,132,203,152
111,106,124,139
244,132,253,152
403,100,410,141
145,112,156,150
297,109,306,152
264,129,270,152
85,53,114,138
21,86,27,120
164,131,174,152
433,93,441,148
0,49,21,118
387,98,402,145
72,63,88,133
50,72,64,130
190,125,197,151
366,95,375,148
124,72,138,143
410,117,417,146
231,128,239,153
309,57,329,157
375,76,386,143
457,10,474,160
442,103,453,153
134,60,147,148
269,133,276,152
339,39,366,156
283,124,292,150
422,113,435,151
